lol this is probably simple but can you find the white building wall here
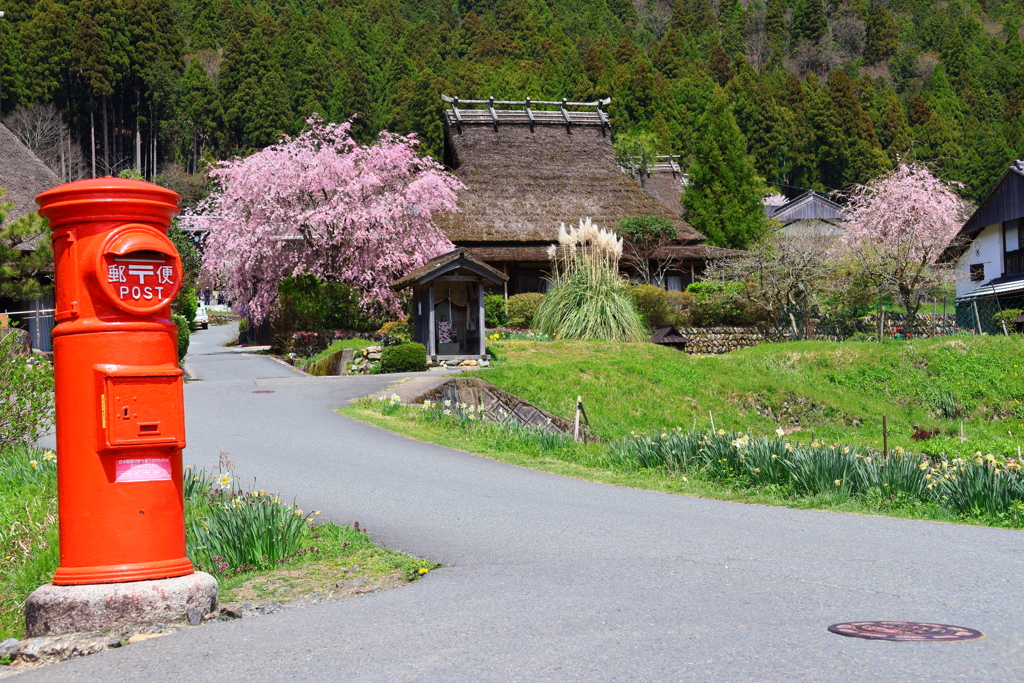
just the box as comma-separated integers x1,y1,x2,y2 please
956,223,1002,298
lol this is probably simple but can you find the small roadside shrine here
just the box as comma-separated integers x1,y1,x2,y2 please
392,249,508,364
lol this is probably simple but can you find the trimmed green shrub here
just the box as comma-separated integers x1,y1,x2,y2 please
174,285,198,324
379,342,427,373
378,318,412,347
667,291,694,326
484,294,508,327
629,284,677,329
687,281,765,326
173,313,190,360
506,293,545,328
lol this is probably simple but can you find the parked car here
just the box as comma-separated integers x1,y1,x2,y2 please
194,300,209,329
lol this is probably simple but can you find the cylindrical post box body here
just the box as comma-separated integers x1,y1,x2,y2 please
37,178,193,585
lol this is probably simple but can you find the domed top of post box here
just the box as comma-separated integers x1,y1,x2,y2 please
36,177,181,229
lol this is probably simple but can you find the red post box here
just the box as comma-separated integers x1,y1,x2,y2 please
37,177,193,585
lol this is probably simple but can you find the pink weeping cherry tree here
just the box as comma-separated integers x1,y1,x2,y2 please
190,117,461,323
838,161,967,329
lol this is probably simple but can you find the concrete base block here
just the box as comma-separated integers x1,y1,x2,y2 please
25,572,218,637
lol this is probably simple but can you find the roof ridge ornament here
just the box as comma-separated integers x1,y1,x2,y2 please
441,95,612,135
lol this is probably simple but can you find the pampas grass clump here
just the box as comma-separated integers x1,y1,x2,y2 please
534,218,648,342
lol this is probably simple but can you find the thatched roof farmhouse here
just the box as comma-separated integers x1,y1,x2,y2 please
438,96,737,294
1,123,60,230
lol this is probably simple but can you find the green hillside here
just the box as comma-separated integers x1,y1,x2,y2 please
1,0,1022,208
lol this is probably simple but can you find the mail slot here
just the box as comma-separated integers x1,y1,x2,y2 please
36,177,194,585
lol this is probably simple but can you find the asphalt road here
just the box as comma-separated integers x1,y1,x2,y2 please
16,323,1024,681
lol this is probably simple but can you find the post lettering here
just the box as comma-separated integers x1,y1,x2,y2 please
120,286,129,298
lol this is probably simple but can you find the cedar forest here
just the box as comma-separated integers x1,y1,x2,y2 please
1,0,1022,246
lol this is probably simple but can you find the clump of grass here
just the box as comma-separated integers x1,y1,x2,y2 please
534,219,647,342
184,466,322,576
0,445,58,640
610,428,1024,522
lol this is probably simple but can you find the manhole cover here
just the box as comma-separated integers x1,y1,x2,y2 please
828,621,983,641
252,390,275,394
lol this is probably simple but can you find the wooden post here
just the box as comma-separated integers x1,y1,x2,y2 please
1003,320,1010,336
573,397,581,440
877,305,884,342
972,300,982,334
428,283,435,359
478,281,486,358
882,414,888,458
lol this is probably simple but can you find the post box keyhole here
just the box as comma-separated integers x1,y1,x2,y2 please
122,407,130,418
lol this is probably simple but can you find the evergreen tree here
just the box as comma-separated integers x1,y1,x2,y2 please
864,3,899,64
179,58,221,172
765,0,788,46
19,0,73,104
916,111,961,174
708,43,733,85
682,89,767,249
790,0,827,45
225,71,293,150
747,88,792,186
875,87,911,162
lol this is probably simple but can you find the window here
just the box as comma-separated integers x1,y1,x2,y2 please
665,276,683,292
1005,219,1021,252
969,263,985,281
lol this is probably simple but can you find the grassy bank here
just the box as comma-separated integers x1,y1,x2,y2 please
479,335,1024,458
0,446,434,641
342,335,1024,529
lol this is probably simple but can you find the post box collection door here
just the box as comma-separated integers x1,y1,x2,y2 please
36,178,195,585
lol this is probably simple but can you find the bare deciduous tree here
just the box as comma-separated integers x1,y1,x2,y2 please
3,103,87,182
703,228,837,337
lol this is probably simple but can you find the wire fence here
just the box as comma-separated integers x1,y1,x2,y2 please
762,295,1022,343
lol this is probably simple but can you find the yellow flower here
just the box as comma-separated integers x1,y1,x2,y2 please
718,429,726,435
29,460,38,468
43,452,56,461
418,567,429,574
217,475,232,488
754,468,761,473
834,479,841,486
315,511,321,515
185,465,192,470
193,476,199,481
259,489,266,495
295,509,304,515
775,428,785,438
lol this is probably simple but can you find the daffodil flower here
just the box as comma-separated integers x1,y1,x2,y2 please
775,428,785,438
29,460,38,468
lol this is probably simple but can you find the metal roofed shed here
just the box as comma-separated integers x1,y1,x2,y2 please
393,249,508,364
764,190,845,238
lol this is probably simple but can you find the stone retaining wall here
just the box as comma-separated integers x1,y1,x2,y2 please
674,327,769,355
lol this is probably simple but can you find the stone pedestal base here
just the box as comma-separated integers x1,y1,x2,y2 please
25,572,218,637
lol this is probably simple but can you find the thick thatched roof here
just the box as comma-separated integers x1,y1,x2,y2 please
652,244,746,260
1,123,60,229
392,248,509,290
440,99,703,245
